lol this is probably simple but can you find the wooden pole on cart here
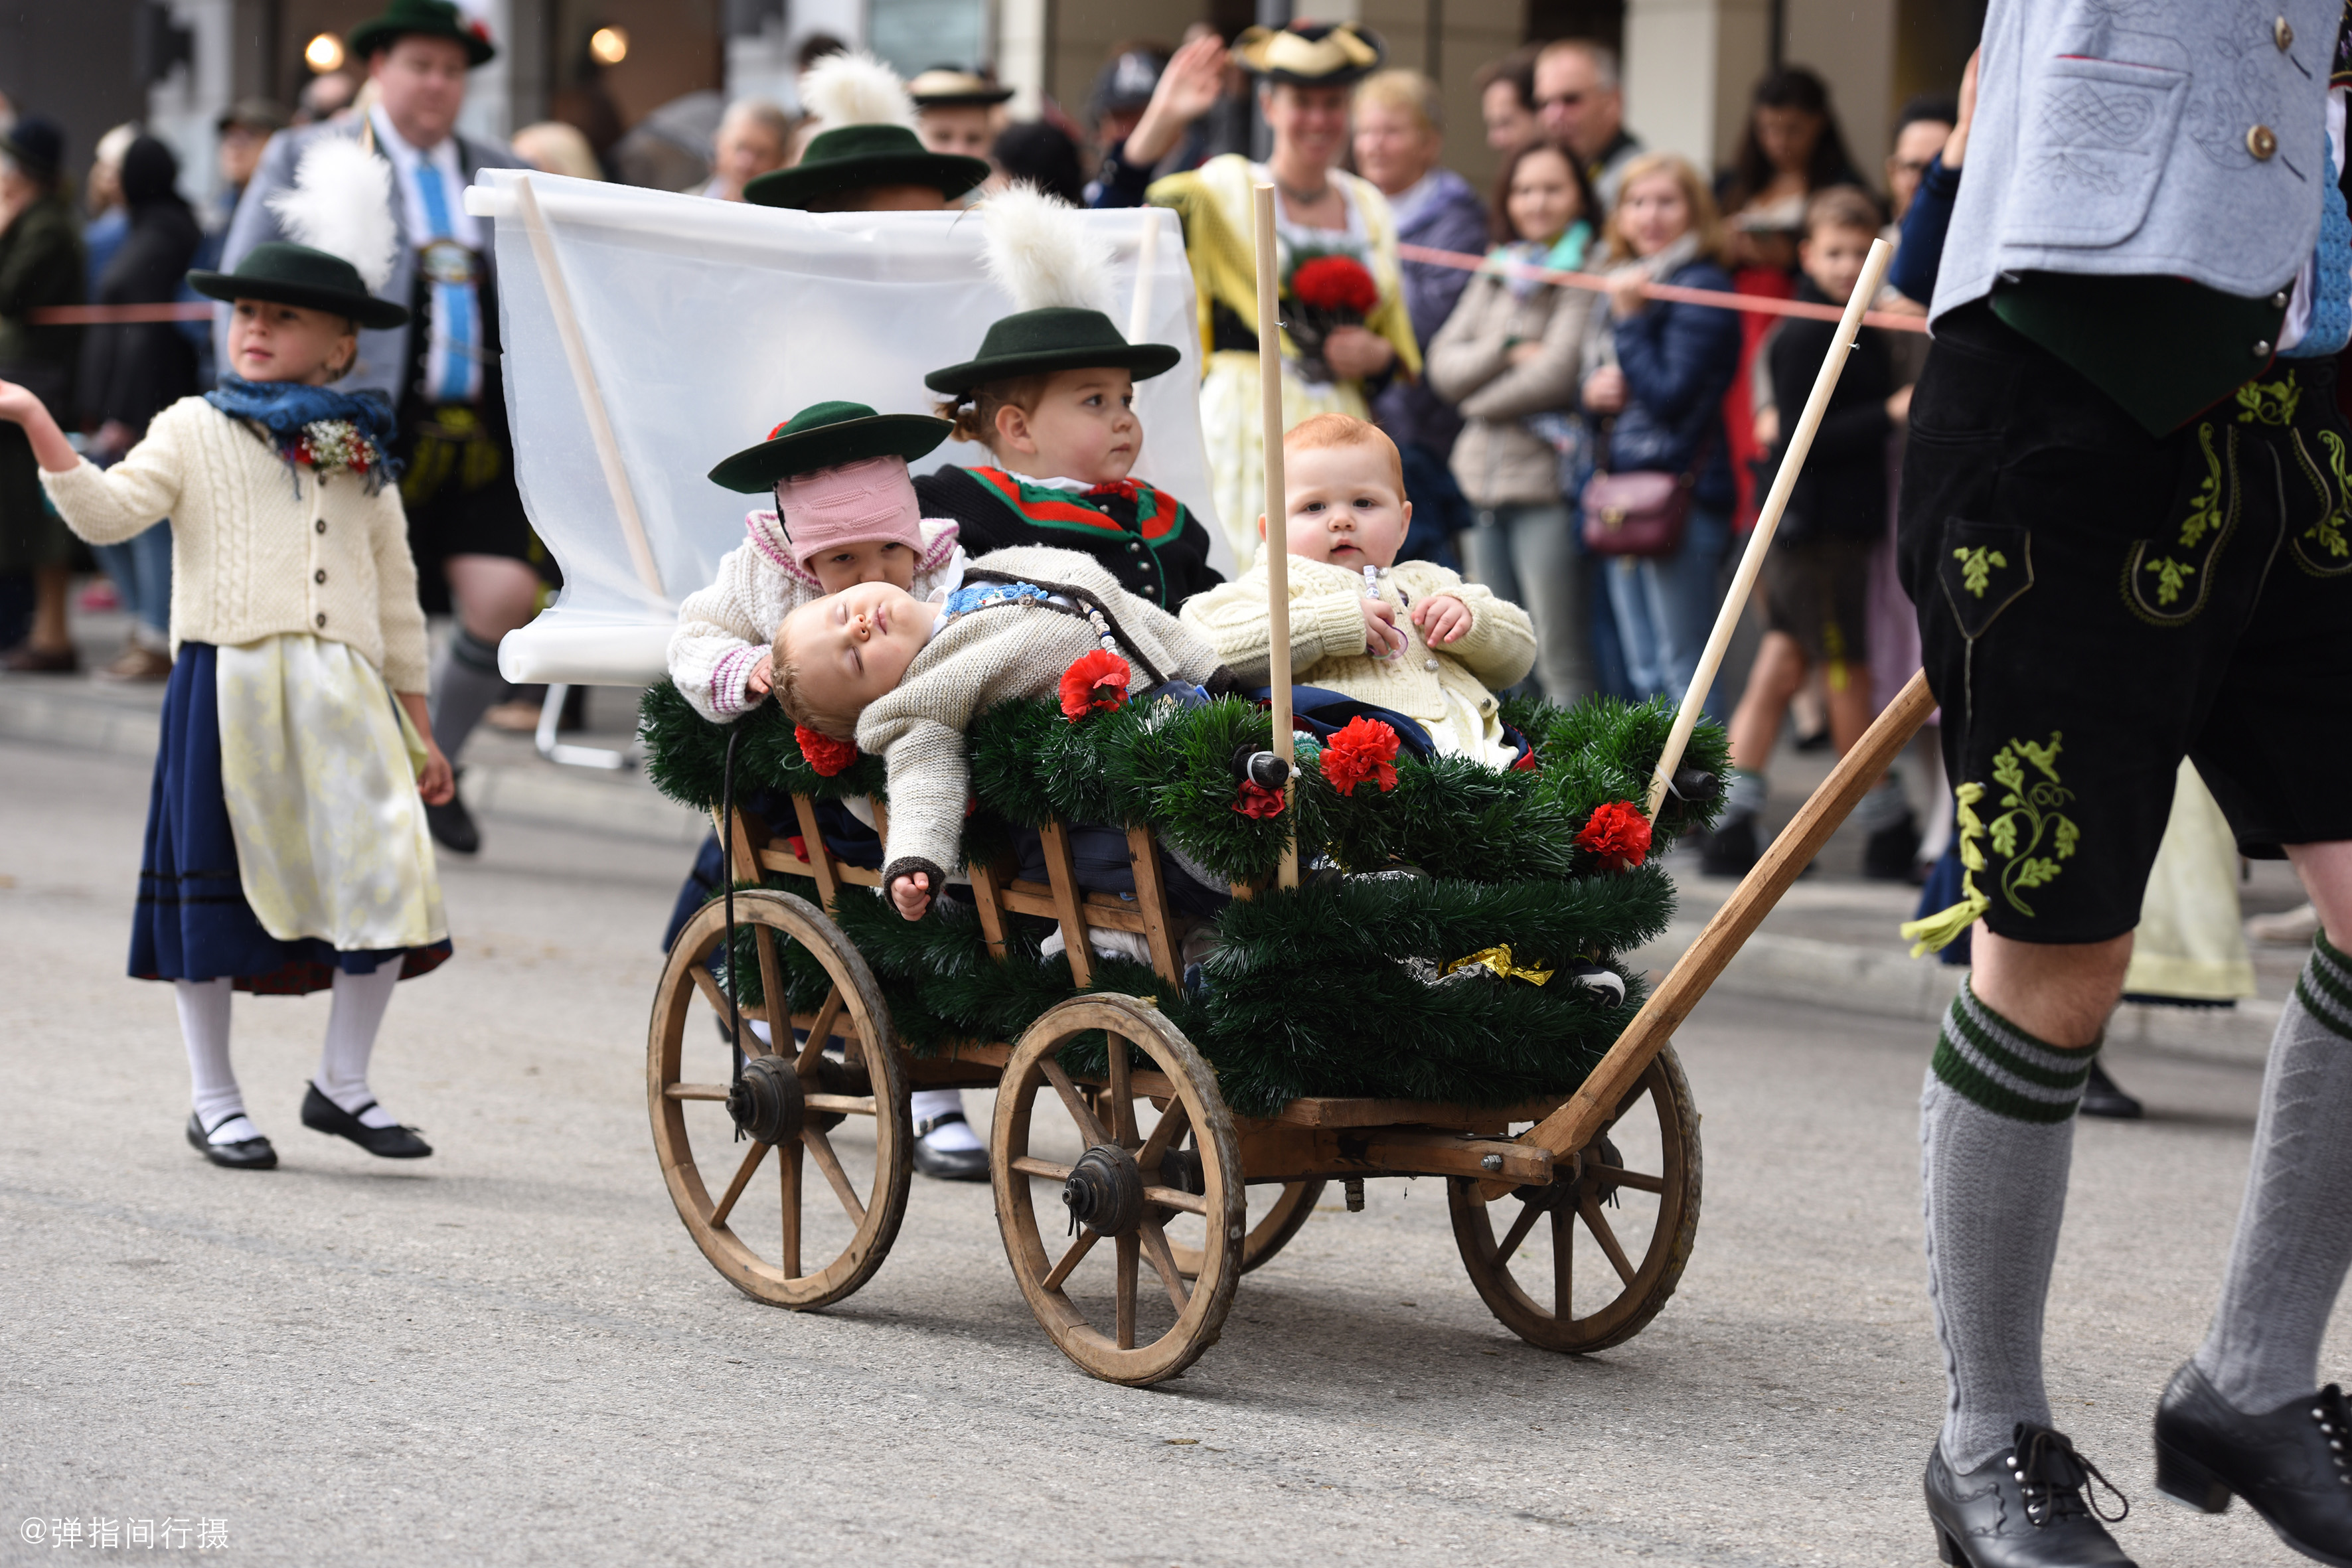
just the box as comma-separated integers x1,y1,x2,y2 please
1253,183,1298,890
509,173,667,601
1641,237,1895,817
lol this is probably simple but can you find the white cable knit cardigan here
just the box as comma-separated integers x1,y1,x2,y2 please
1180,554,1535,749
39,396,430,691
854,546,1224,889
667,511,964,724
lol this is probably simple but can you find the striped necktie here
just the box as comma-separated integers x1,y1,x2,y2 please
412,159,483,404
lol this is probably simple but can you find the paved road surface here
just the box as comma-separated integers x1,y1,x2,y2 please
0,736,2329,1565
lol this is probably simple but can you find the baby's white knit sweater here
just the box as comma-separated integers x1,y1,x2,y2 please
39,396,430,691
667,511,964,723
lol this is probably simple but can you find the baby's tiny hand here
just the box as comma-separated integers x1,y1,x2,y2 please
746,652,774,698
890,871,933,921
1362,595,1407,657
1411,594,1472,645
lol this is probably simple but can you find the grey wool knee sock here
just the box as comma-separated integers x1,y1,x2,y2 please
2192,932,2352,1414
430,625,508,763
1922,980,2102,1470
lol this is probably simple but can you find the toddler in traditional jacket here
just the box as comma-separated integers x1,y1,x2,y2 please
1182,414,1535,763
773,543,1229,921
670,400,967,724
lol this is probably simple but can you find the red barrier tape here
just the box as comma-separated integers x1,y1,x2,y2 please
29,302,218,325
1395,242,1931,333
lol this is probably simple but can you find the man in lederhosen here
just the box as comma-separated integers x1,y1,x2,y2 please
222,0,530,856
1899,5,2352,1563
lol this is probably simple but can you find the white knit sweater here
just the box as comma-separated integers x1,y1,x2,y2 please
40,396,430,691
1181,554,1535,755
855,546,1223,887
667,512,964,724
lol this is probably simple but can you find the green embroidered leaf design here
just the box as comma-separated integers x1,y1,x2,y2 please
2146,556,2196,604
1988,815,2019,857
2053,817,2079,860
1992,745,2025,800
2236,377,2300,426
1954,734,2080,921
2011,858,2062,890
2179,425,2223,548
1952,546,2007,597
2013,735,2063,780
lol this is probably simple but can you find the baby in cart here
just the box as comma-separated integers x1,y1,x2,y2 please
773,543,1234,922
1182,415,1537,765
668,401,968,722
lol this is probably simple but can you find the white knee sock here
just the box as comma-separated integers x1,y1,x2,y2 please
177,977,254,1142
911,1089,980,1150
315,963,404,1129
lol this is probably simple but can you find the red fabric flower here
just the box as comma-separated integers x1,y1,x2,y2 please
1576,800,1652,871
1059,649,1131,721
1231,779,1286,819
795,724,858,776
1291,254,1379,315
787,834,809,861
1320,715,1401,795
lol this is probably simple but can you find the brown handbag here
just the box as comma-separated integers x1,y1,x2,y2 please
1579,424,1714,558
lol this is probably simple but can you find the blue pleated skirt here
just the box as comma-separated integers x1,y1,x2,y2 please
132,642,453,994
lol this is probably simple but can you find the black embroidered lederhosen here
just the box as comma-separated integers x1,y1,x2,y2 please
1897,300,2352,947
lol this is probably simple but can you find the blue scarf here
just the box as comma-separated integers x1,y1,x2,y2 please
206,374,401,491
1495,221,1593,300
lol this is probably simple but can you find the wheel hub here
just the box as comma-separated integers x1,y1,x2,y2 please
1063,1142,1145,1237
726,1055,805,1146
1512,1133,1622,1212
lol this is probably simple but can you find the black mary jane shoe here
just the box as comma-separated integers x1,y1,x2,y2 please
424,783,480,856
185,1112,277,1170
911,1111,989,1182
301,1083,433,1159
1924,1423,2135,1567
2155,1361,2352,1566
2077,1062,2144,1121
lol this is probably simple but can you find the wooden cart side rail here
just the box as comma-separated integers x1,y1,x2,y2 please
1477,668,1937,1200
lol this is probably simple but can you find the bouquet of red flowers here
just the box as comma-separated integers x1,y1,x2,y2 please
1283,248,1380,385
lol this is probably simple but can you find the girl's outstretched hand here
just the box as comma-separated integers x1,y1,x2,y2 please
416,739,455,806
0,377,44,424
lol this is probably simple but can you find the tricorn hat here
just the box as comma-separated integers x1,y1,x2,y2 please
347,0,497,68
907,68,1015,110
1233,21,1385,86
708,400,953,493
188,241,410,329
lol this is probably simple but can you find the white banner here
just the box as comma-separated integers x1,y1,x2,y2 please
467,169,1223,684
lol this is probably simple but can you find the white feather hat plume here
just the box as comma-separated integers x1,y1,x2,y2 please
981,183,1116,316
266,136,400,293
799,49,918,131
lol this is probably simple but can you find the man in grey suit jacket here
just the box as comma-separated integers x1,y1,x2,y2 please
1895,5,2352,1563
221,0,528,856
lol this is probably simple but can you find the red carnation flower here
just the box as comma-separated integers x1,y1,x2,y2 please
1320,715,1401,795
1231,779,1286,819
795,724,858,776
1576,799,1652,872
1059,649,1131,722
1291,254,1379,315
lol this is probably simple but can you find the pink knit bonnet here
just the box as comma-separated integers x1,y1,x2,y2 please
773,455,925,566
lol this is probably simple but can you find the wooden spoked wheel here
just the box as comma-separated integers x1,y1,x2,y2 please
1164,1179,1325,1277
992,995,1246,1386
1447,1044,1700,1354
649,889,912,1310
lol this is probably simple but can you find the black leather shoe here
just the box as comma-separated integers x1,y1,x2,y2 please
185,1112,277,1170
1700,811,1759,877
425,786,479,855
2078,1062,2144,1121
911,1111,988,1181
301,1083,433,1158
2155,1360,2352,1565
1924,1424,2134,1566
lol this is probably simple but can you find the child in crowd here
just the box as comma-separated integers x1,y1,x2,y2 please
915,185,1224,611
1181,414,1535,764
670,400,966,724
0,140,450,1170
773,544,1231,923
1707,185,1916,879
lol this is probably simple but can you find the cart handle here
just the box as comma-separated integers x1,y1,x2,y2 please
1476,668,1937,1201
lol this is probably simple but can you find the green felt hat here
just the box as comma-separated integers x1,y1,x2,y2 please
187,241,410,330
348,0,497,67
707,400,953,493
924,307,1183,395
743,123,989,210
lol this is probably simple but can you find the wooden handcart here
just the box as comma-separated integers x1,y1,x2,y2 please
645,668,1932,1386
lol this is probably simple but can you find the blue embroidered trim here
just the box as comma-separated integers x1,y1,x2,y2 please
943,581,1051,617
2286,133,2352,359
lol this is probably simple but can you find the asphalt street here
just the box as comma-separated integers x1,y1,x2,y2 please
0,734,2334,1567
